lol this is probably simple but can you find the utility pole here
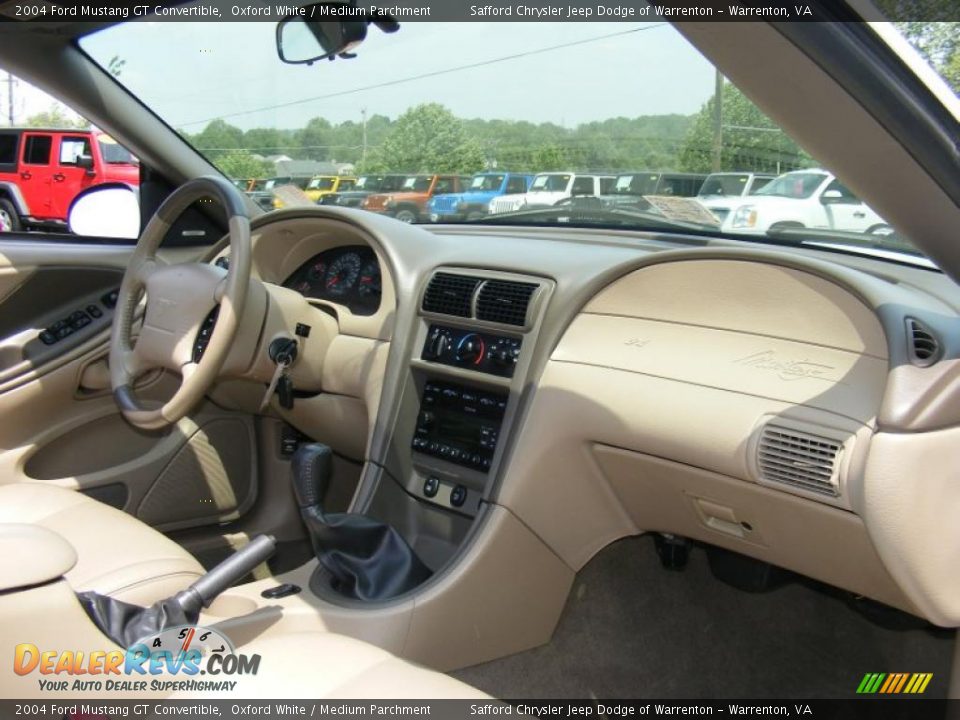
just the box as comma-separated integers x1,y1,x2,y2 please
711,69,723,172
2,72,15,126
360,107,367,167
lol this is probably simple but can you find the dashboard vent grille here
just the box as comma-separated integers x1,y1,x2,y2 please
422,272,482,318
476,280,538,326
757,425,841,497
905,318,941,367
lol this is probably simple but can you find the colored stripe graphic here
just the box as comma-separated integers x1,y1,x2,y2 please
857,672,932,694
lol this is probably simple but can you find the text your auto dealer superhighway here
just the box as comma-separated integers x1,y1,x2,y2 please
470,4,643,17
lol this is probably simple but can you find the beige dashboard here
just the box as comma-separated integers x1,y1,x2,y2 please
214,207,960,629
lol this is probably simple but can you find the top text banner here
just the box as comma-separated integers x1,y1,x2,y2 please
6,0,955,22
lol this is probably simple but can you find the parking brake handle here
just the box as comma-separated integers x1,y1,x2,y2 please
175,534,276,615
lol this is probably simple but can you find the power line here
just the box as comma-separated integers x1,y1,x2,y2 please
178,24,666,129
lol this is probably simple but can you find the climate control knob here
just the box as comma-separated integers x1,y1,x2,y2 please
425,330,450,360
455,333,485,365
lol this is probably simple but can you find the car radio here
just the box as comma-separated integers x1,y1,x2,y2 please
411,380,507,472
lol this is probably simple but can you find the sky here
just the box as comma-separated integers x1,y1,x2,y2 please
68,20,718,132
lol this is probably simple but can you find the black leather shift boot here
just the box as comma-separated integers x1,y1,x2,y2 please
77,593,198,648
292,444,432,600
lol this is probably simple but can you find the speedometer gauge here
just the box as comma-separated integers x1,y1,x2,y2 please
325,252,362,297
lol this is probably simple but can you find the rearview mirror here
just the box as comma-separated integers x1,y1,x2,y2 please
277,12,366,64
76,154,95,173
276,5,400,65
820,189,844,203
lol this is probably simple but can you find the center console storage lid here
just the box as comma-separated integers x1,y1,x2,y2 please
0,523,77,591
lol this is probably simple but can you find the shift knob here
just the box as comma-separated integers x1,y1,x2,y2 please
291,443,333,509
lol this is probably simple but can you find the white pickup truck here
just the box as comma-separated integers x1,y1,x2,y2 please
719,169,891,235
487,172,614,215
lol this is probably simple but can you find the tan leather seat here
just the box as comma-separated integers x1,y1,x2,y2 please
174,632,490,700
0,483,203,605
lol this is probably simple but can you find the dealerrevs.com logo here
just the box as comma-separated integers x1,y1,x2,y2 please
13,625,261,693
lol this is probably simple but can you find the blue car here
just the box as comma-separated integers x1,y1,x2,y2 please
427,172,532,222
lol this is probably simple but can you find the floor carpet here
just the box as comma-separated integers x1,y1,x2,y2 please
453,535,955,699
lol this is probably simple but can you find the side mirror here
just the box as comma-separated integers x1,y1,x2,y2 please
68,185,140,239
76,154,95,173
821,189,844,204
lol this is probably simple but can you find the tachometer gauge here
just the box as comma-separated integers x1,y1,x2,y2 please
357,261,382,299
325,252,362,297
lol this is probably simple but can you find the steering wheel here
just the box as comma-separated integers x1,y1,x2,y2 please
109,176,251,431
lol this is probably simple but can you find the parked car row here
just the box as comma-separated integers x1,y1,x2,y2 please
232,166,892,236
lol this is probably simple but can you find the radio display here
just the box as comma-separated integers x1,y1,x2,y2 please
411,381,507,472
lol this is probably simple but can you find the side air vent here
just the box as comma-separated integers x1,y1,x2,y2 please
905,317,941,367
476,280,538,327
757,425,842,497
422,273,482,318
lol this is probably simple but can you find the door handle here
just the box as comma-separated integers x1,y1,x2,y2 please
853,211,865,218
53,173,65,182
19,171,31,180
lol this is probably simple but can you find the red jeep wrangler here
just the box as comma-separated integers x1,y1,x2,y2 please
0,128,139,231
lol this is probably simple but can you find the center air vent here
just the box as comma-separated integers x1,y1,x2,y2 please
905,317,941,367
422,273,482,318
757,425,842,497
476,280,538,327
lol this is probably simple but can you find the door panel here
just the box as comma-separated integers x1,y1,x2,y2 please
53,135,97,219
0,240,258,533
18,133,54,219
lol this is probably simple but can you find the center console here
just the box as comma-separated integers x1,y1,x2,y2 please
357,268,554,577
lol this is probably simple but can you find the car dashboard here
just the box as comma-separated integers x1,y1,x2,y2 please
211,206,960,631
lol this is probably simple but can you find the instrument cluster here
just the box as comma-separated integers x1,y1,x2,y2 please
283,245,382,315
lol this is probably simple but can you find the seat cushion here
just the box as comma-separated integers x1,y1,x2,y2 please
175,632,491,699
0,483,203,605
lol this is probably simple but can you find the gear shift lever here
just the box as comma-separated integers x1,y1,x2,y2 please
292,443,432,600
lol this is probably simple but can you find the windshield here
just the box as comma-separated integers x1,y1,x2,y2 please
755,173,828,199
402,176,433,192
308,177,336,191
97,136,138,165
470,175,505,191
699,174,750,197
530,175,571,192
81,18,945,262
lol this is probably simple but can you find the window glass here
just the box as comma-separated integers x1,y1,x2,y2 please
755,172,827,199
506,176,527,194
0,134,17,165
60,136,91,165
434,178,455,194
79,20,940,259
23,136,52,165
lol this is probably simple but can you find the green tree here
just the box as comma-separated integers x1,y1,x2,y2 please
25,104,89,129
297,117,333,161
215,149,272,181
893,21,960,93
189,119,245,162
366,104,484,174
679,81,812,174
